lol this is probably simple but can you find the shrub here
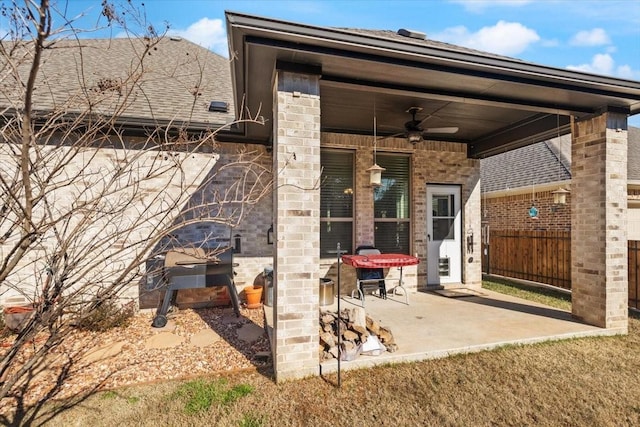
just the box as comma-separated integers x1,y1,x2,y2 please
73,299,135,332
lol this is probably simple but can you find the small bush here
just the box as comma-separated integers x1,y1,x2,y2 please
175,378,254,415
73,299,135,332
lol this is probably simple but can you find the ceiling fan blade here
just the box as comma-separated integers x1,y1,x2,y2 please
377,132,405,141
423,127,459,134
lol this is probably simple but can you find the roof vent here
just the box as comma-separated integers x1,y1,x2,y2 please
169,36,182,42
397,28,426,40
208,101,228,113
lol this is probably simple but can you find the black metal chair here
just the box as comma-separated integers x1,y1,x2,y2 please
351,245,386,307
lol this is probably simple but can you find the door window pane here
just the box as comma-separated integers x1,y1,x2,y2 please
433,218,455,241
432,195,453,217
432,194,455,241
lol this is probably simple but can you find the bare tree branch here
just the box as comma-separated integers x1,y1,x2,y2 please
0,1,276,417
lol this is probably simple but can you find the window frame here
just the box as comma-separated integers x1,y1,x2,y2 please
373,153,412,254
320,148,355,258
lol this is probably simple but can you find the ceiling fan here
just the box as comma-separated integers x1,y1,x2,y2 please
391,107,459,144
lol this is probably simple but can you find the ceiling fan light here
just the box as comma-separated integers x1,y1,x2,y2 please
407,130,422,144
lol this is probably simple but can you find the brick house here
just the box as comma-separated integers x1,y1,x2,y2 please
2,11,640,382
481,127,640,236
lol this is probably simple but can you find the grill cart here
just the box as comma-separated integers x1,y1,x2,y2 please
152,247,240,328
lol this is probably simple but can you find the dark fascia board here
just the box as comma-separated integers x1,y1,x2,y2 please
226,11,640,110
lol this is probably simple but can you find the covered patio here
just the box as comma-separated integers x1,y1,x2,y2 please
267,289,612,374
225,11,640,381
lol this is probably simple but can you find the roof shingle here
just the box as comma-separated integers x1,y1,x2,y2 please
0,37,234,128
481,127,640,192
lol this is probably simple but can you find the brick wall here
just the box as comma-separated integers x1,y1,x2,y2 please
0,138,218,307
320,134,482,289
1,137,274,310
139,142,274,309
482,190,572,232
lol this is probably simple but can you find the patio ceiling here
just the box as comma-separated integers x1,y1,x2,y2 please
224,11,640,159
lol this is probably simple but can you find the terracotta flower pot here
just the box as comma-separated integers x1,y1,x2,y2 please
244,285,263,309
3,305,35,333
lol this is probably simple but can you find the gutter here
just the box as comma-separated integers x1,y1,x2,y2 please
226,11,640,109
483,180,571,199
0,107,244,138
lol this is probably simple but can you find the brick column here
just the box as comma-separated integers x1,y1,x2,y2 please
571,112,628,331
272,67,321,381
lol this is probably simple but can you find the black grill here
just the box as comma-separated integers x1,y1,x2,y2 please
152,247,240,328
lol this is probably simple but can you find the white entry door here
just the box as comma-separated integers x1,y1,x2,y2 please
427,185,462,285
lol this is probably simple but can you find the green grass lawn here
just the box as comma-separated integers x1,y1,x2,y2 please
23,280,640,426
482,278,572,311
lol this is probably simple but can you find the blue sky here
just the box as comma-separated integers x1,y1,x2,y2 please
13,1,640,125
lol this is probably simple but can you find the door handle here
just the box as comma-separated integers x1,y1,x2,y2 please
427,234,431,241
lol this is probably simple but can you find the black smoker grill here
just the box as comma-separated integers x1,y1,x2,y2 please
152,247,240,328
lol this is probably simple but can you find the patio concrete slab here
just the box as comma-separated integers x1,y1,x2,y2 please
265,288,624,374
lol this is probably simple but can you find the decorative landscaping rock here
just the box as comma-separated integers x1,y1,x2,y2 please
319,308,397,361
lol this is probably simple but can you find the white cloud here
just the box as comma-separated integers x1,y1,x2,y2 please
433,21,540,56
569,28,611,46
168,18,228,57
450,0,532,13
567,53,640,79
617,65,634,79
567,53,614,74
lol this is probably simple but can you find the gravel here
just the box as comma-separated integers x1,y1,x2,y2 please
0,306,271,414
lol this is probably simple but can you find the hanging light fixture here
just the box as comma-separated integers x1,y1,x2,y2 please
552,187,570,205
367,114,385,186
368,163,385,186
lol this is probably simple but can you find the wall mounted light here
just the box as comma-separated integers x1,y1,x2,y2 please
267,224,274,245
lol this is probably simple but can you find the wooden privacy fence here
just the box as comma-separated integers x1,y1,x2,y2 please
482,230,571,290
482,230,640,309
